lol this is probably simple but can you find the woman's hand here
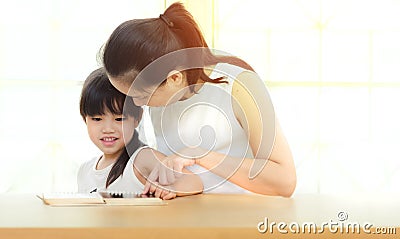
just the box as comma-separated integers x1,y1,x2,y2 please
143,150,199,196
135,147,203,199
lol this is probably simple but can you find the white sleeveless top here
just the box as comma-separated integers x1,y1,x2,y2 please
77,146,147,193
149,63,254,194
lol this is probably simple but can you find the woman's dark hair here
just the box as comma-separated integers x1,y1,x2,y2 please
102,2,254,90
80,67,145,188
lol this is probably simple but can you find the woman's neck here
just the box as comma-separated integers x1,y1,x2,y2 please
180,65,216,100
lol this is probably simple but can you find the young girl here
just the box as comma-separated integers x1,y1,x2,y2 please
77,67,203,199
101,3,296,196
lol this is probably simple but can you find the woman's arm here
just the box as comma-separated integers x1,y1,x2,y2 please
194,121,296,196
194,70,296,196
134,148,203,199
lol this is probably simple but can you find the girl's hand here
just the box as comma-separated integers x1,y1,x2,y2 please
145,181,177,200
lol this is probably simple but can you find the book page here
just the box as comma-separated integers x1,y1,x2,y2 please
38,192,105,206
38,192,166,206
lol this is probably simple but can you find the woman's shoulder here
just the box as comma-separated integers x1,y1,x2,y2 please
213,62,252,79
232,70,265,92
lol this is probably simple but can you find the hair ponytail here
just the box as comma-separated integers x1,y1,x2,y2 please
162,3,208,48
162,3,254,85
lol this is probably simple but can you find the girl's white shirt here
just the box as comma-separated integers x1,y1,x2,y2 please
77,146,148,193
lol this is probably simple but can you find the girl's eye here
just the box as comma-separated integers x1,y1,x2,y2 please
115,117,126,122
91,117,102,121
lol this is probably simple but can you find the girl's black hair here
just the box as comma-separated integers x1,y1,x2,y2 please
102,2,254,90
79,67,145,188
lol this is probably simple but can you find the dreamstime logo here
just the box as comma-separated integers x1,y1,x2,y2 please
122,47,276,192
337,211,348,221
257,211,397,235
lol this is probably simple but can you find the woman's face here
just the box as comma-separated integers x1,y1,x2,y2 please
109,73,189,107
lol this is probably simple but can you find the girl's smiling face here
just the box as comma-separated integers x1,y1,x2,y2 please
85,111,137,161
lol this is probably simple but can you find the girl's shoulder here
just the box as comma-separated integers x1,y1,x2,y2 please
77,156,101,178
79,156,100,170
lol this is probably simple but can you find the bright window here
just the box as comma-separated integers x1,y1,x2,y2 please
213,0,400,194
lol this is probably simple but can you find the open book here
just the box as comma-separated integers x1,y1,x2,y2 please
37,191,166,206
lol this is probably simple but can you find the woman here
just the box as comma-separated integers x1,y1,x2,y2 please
101,2,296,196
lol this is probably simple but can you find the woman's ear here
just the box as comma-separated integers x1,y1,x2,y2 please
166,70,184,86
